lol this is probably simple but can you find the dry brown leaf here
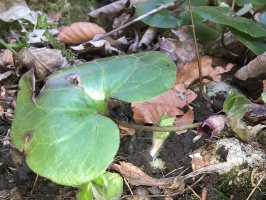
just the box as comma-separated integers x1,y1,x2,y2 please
174,105,194,135
132,85,196,125
235,51,266,80
119,125,135,136
176,56,234,86
0,71,14,82
57,22,106,44
88,0,128,19
0,49,14,67
171,26,191,41
112,13,130,29
16,47,68,80
138,27,158,49
110,162,175,187
132,102,184,124
132,83,196,134
159,38,204,69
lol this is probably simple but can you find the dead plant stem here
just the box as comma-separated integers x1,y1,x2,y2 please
188,0,203,99
84,2,175,44
111,117,200,132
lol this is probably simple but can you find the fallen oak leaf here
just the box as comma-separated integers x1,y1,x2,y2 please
57,22,106,44
132,83,196,134
176,56,234,87
132,102,183,124
159,38,204,69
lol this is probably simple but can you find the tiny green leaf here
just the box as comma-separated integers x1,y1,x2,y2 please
11,52,176,186
78,172,123,200
194,6,266,38
223,89,251,120
154,113,175,139
135,0,179,28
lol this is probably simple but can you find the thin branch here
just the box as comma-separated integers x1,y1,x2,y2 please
188,0,203,99
83,2,175,45
111,117,200,132
246,172,266,200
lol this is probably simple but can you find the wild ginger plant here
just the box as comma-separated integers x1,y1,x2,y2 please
11,51,176,199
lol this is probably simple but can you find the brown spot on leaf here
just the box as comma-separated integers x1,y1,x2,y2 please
66,74,84,90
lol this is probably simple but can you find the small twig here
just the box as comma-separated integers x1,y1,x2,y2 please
83,2,175,45
124,178,133,195
246,172,266,200
221,27,238,57
0,39,19,56
31,175,39,194
188,0,203,99
111,117,200,132
187,185,201,199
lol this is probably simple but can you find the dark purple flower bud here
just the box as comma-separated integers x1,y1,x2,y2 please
197,115,228,140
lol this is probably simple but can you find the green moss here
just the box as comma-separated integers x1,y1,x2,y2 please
27,0,96,25
43,30,77,64
212,166,266,199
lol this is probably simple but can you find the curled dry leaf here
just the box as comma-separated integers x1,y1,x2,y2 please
16,47,68,80
159,38,204,69
112,13,130,29
176,56,234,87
132,83,196,134
235,51,266,80
88,0,128,19
110,162,175,187
57,22,106,44
138,27,158,49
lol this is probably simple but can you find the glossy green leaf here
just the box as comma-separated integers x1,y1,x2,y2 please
223,89,251,120
230,27,266,55
179,11,221,41
194,6,266,38
11,51,176,186
77,172,123,200
135,0,179,28
77,185,93,200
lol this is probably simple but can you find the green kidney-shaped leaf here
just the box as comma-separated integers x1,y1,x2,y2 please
135,0,179,28
11,51,176,186
194,6,266,38
223,89,251,119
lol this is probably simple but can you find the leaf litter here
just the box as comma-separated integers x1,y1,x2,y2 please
0,0,266,199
